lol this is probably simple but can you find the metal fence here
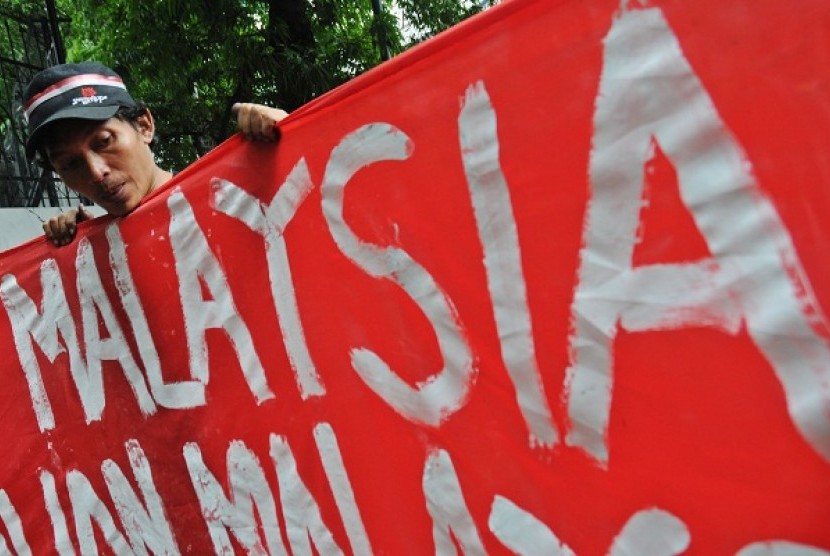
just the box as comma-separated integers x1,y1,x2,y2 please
0,3,85,208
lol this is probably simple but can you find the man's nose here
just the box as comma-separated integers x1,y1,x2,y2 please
86,153,110,183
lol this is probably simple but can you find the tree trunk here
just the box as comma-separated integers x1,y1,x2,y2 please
267,0,315,50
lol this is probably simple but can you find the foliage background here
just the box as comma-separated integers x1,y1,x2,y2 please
4,0,498,170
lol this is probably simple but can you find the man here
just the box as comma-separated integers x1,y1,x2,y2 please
22,62,287,245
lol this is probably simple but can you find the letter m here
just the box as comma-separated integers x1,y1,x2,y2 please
1,259,86,431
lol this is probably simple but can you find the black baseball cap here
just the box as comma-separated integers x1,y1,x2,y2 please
23,62,138,156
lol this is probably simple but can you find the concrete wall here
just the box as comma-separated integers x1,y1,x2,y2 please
0,207,105,253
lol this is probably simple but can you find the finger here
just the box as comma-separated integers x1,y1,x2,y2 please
268,108,288,141
272,108,289,123
55,214,74,246
77,205,91,222
63,211,78,240
254,106,287,141
258,110,276,141
236,103,255,140
42,220,55,242
46,211,78,246
44,217,64,245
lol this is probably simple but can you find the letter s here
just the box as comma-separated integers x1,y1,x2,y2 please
321,123,475,427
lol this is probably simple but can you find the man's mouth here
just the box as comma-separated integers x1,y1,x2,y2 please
100,182,127,201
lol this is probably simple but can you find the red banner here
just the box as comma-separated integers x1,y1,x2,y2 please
1,0,829,553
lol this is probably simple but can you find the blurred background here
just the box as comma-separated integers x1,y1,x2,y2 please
0,0,498,212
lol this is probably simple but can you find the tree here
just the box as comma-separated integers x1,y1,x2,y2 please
0,0,57,146
55,0,498,170
1,0,66,207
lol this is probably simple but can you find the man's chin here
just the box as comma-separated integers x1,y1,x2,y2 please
94,184,143,217
98,199,136,217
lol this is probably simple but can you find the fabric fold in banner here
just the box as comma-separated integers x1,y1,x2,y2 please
0,0,828,552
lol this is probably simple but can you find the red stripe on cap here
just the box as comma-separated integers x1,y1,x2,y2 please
24,73,126,119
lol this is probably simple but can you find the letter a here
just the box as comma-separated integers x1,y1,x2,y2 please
566,5,830,464
169,188,274,405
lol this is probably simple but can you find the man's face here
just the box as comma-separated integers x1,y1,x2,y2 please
44,114,158,216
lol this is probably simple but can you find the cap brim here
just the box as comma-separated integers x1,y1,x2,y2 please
26,104,122,158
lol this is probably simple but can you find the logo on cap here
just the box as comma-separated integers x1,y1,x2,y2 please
23,73,127,121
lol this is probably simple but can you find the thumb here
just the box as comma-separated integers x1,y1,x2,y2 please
77,204,92,222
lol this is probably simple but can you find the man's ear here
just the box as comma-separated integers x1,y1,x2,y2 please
136,110,156,144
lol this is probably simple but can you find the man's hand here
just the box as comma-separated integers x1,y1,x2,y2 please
232,103,289,142
43,205,92,247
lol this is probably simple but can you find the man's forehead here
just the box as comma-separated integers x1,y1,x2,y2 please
43,118,115,155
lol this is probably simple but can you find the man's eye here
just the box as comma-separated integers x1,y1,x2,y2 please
57,159,80,172
95,134,113,149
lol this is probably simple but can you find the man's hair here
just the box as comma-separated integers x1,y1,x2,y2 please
36,101,156,169
114,102,157,149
